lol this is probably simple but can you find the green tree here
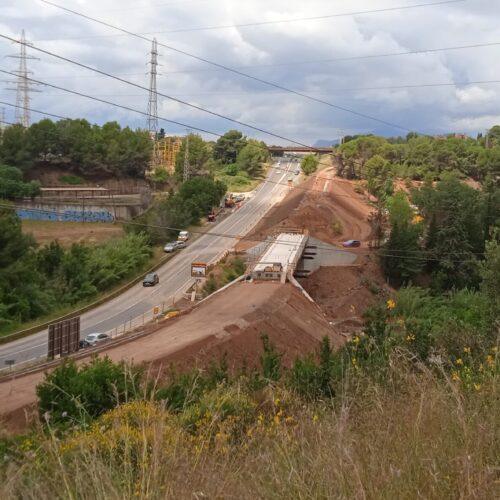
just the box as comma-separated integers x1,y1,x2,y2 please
175,133,211,178
236,139,269,177
364,154,393,198
382,192,424,285
213,130,246,164
301,154,319,175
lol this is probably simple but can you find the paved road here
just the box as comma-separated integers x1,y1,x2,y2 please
0,161,294,369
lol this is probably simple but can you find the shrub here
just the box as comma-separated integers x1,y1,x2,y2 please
36,357,143,427
260,334,282,381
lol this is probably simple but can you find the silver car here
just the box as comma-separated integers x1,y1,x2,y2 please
84,333,110,346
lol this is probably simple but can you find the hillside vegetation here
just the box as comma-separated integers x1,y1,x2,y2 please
0,204,153,335
0,262,498,497
0,120,152,178
336,126,500,185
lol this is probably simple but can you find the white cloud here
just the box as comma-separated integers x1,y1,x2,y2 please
0,0,499,142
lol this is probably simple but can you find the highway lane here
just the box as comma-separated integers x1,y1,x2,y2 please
0,161,294,368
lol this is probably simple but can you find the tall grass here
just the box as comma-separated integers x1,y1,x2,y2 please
1,357,497,499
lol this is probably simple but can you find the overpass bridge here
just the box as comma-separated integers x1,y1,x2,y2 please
268,146,334,155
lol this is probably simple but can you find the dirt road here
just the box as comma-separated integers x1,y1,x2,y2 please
0,281,340,430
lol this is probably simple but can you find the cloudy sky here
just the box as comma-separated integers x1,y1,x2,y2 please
1,0,499,145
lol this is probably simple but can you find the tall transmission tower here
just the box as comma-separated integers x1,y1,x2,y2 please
6,30,40,128
183,131,191,182
146,38,159,137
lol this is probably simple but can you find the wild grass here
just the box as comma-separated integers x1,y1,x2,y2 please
1,356,497,499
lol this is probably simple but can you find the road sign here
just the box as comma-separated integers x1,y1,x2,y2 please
191,262,207,278
48,317,80,360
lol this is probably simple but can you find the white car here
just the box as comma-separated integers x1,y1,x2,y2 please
84,333,110,346
178,231,189,242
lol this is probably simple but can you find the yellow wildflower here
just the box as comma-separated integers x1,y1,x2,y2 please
463,347,471,354
412,215,424,224
352,336,360,345
486,355,494,367
406,334,416,342
455,358,463,366
491,346,498,353
387,299,396,310
473,383,481,391
312,415,319,422
451,371,460,382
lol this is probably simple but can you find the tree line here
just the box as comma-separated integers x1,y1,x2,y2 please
0,119,152,178
336,126,500,190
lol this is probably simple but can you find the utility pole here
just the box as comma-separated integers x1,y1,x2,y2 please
183,130,190,182
6,30,40,128
0,108,5,132
146,38,159,137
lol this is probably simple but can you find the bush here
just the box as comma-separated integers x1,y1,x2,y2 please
36,357,143,427
301,155,319,175
260,334,282,381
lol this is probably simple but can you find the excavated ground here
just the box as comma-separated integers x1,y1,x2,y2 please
0,281,340,432
1,167,389,433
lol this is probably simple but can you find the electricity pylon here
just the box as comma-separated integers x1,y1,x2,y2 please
146,38,159,137
6,30,40,128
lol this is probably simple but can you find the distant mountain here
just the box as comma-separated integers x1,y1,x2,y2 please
313,139,340,147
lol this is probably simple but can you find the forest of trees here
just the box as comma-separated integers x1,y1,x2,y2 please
381,173,499,289
0,119,152,178
336,126,500,187
0,203,153,333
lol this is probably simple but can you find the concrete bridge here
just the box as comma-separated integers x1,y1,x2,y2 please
268,146,334,154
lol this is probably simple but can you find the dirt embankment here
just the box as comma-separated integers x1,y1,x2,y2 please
0,281,341,431
239,167,389,334
238,168,374,252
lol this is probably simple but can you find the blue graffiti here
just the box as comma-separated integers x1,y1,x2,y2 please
16,208,114,223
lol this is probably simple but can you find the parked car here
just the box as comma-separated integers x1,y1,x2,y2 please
294,168,300,175
234,194,246,203
79,339,90,349
342,240,361,248
143,272,159,286
177,231,189,242
82,333,110,346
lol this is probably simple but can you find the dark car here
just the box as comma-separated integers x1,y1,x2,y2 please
342,240,361,248
143,273,159,286
79,339,90,349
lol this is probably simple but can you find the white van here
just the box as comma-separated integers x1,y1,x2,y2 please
178,231,189,242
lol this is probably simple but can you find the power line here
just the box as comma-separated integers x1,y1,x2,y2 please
0,39,337,149
35,79,500,94
0,203,486,260
0,95,489,200
0,94,491,216
145,41,500,76
37,0,413,132
35,1,465,39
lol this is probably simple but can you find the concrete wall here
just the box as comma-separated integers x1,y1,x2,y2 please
16,199,144,222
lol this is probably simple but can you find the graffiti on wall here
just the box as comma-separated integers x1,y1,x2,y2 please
16,208,114,223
